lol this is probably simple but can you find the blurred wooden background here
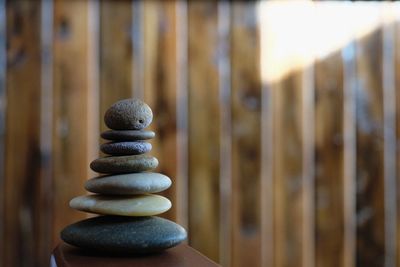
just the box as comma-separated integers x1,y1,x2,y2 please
1,1,400,267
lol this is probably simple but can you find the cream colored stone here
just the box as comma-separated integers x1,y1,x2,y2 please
70,194,171,216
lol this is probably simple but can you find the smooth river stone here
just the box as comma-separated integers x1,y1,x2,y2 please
101,129,155,141
61,216,187,254
90,155,158,173
104,98,153,130
100,141,152,156
70,194,171,216
85,173,171,195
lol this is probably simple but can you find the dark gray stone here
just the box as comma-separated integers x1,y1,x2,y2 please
90,155,158,174
101,130,155,141
100,141,152,156
61,216,187,254
104,99,153,130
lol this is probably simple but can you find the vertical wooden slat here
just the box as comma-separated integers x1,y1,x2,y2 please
259,2,274,265
382,8,397,267
5,1,42,266
272,71,304,267
395,11,400,267
302,62,315,267
188,1,220,262
342,41,357,267
142,0,179,221
132,0,144,99
87,0,99,178
315,52,345,267
39,0,54,265
355,28,385,267
218,1,232,266
175,0,189,229
99,0,133,132
231,2,261,267
0,0,6,265
52,0,92,246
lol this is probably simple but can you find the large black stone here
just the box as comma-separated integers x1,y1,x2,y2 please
61,216,187,255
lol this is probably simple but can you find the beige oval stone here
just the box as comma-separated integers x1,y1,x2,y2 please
70,194,171,216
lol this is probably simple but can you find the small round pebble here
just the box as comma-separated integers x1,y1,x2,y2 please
104,99,153,130
85,172,171,195
101,130,155,141
90,155,158,174
100,141,152,156
61,216,187,254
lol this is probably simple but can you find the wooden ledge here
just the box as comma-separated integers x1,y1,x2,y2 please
51,242,220,267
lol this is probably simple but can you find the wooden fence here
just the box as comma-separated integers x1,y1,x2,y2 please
1,1,400,267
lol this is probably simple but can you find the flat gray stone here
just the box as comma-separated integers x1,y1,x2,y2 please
85,173,171,195
100,141,152,156
90,155,158,174
101,130,155,141
104,99,153,130
61,216,187,254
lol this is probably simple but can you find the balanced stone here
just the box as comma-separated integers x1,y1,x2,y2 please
104,99,153,130
100,141,152,156
70,194,171,216
85,173,171,195
90,155,158,174
101,129,155,141
61,216,187,254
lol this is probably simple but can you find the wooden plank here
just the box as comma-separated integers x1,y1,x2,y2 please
342,41,357,267
0,0,6,265
52,0,96,247
355,28,385,267
395,14,400,267
260,57,274,267
272,71,304,267
39,0,54,265
314,52,345,267
142,0,179,221
218,2,232,267
86,0,100,178
231,2,261,267
382,9,397,267
302,63,315,267
4,1,42,266
188,1,220,263
132,0,144,99
175,0,189,229
99,0,133,132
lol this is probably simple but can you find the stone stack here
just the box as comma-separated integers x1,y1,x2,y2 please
61,98,187,254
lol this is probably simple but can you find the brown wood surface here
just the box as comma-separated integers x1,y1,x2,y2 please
314,52,345,267
355,29,385,267
1,2,400,267
52,242,220,267
272,72,304,267
4,1,43,266
52,0,92,247
188,1,220,263
231,2,261,267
